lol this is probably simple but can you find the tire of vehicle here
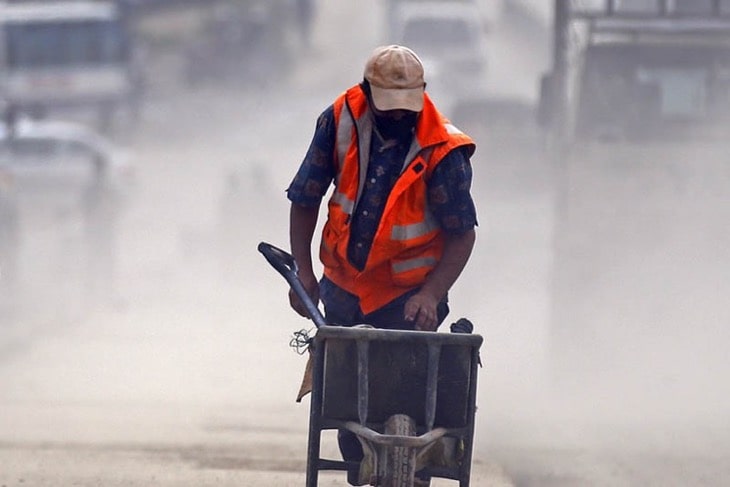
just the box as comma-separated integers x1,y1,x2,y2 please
382,414,417,487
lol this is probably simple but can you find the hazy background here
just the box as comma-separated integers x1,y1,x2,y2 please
1,1,729,485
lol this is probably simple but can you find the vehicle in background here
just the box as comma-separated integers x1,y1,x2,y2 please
539,0,730,143
451,95,537,137
183,0,299,88
538,0,730,397
0,0,144,131
386,1,490,116
385,0,503,34
0,117,134,313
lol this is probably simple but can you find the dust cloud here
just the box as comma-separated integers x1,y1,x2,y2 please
1,1,729,485
471,3,730,483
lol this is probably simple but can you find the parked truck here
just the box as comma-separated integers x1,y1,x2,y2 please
538,0,730,398
0,0,143,130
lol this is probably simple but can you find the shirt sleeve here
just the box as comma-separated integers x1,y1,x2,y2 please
427,146,478,235
286,105,337,208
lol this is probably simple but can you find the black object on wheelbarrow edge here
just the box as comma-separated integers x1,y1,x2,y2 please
258,241,327,328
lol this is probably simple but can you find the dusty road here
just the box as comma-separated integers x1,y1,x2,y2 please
0,60,511,487
0,1,513,485
2,2,730,486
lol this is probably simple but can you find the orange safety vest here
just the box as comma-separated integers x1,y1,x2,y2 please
320,84,475,314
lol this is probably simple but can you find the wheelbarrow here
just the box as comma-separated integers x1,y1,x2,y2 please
258,242,483,487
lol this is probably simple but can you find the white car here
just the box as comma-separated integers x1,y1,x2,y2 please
0,118,133,197
388,1,491,115
0,118,134,307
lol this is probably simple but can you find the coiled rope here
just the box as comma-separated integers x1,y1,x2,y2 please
289,328,314,355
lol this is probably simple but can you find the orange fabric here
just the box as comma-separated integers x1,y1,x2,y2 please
321,84,475,314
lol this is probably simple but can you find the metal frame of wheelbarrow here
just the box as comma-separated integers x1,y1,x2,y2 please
307,326,482,486
258,242,483,486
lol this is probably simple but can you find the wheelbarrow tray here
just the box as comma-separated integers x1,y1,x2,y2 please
306,325,483,486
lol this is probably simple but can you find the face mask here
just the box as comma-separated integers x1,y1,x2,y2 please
373,111,418,141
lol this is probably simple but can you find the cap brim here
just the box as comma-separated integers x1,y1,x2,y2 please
370,85,424,112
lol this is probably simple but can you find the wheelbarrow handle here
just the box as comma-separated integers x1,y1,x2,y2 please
258,241,327,328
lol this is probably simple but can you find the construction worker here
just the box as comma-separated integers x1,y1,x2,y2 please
286,44,478,485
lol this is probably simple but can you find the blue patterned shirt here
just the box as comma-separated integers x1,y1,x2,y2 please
287,104,477,271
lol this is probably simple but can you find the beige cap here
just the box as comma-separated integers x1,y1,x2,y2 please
363,45,425,112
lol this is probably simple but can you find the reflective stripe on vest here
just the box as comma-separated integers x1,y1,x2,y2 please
391,211,439,240
335,101,373,212
331,191,355,215
392,256,438,274
335,106,354,187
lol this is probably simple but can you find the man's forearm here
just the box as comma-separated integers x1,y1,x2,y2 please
289,203,320,277
420,229,476,301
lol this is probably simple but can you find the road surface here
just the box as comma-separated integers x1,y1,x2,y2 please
2,2,729,486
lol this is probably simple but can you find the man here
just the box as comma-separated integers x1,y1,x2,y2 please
287,44,477,332
286,45,477,485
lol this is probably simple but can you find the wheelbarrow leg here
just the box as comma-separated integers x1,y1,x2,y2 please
305,424,321,486
458,346,482,487
306,342,325,486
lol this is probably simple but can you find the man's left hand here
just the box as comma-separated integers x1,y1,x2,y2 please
404,291,440,331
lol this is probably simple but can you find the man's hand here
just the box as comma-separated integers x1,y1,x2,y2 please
289,271,320,319
404,290,440,331
404,229,476,331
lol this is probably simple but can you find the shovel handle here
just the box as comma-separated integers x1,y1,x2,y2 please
258,241,327,328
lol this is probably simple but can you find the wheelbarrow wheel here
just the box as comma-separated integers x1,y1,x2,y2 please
382,414,417,487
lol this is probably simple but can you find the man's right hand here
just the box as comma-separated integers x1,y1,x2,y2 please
289,271,320,319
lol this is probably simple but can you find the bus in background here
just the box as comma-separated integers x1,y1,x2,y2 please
0,1,143,131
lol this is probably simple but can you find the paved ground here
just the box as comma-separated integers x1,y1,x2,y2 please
0,2,513,486
2,2,729,486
